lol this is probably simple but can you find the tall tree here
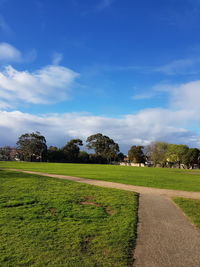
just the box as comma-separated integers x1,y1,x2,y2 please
62,139,83,162
166,144,189,168
128,146,145,163
16,132,47,161
47,146,65,162
146,142,168,167
86,133,119,162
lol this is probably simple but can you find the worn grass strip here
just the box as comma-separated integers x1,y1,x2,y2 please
0,169,138,267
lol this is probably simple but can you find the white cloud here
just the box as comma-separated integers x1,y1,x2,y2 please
154,57,200,75
171,80,200,111
133,79,200,117
0,43,21,62
52,52,63,65
0,64,79,107
132,92,155,100
0,109,199,151
0,42,37,63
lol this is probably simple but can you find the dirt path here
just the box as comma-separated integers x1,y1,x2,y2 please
8,169,200,266
9,169,200,199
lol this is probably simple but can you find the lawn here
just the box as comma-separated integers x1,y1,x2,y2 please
0,169,138,267
1,161,200,191
173,197,200,228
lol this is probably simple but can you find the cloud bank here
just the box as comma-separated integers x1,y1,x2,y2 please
0,108,199,152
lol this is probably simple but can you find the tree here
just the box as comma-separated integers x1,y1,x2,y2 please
166,144,189,168
182,148,200,169
86,133,119,162
0,146,12,161
78,151,90,163
16,132,47,161
146,142,168,167
62,139,83,162
47,146,65,162
128,146,145,163
89,154,108,164
117,152,126,162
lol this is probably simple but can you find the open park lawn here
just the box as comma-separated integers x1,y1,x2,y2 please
174,197,200,228
0,170,138,267
1,161,200,192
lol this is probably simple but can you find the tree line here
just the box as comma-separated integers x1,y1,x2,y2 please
0,132,124,164
127,142,200,169
145,142,200,169
0,132,200,169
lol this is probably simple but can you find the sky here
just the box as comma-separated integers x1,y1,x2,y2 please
0,0,200,152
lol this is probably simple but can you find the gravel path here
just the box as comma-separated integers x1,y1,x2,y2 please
133,194,200,267
8,169,200,266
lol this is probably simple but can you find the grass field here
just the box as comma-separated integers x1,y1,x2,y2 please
174,197,200,228
1,161,200,192
0,169,138,267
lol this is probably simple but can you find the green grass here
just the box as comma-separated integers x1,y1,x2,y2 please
173,197,200,228
0,169,138,267
1,161,200,191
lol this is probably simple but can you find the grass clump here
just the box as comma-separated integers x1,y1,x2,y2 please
0,169,138,267
173,197,200,228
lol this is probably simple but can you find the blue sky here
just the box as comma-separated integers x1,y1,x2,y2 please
0,0,200,152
